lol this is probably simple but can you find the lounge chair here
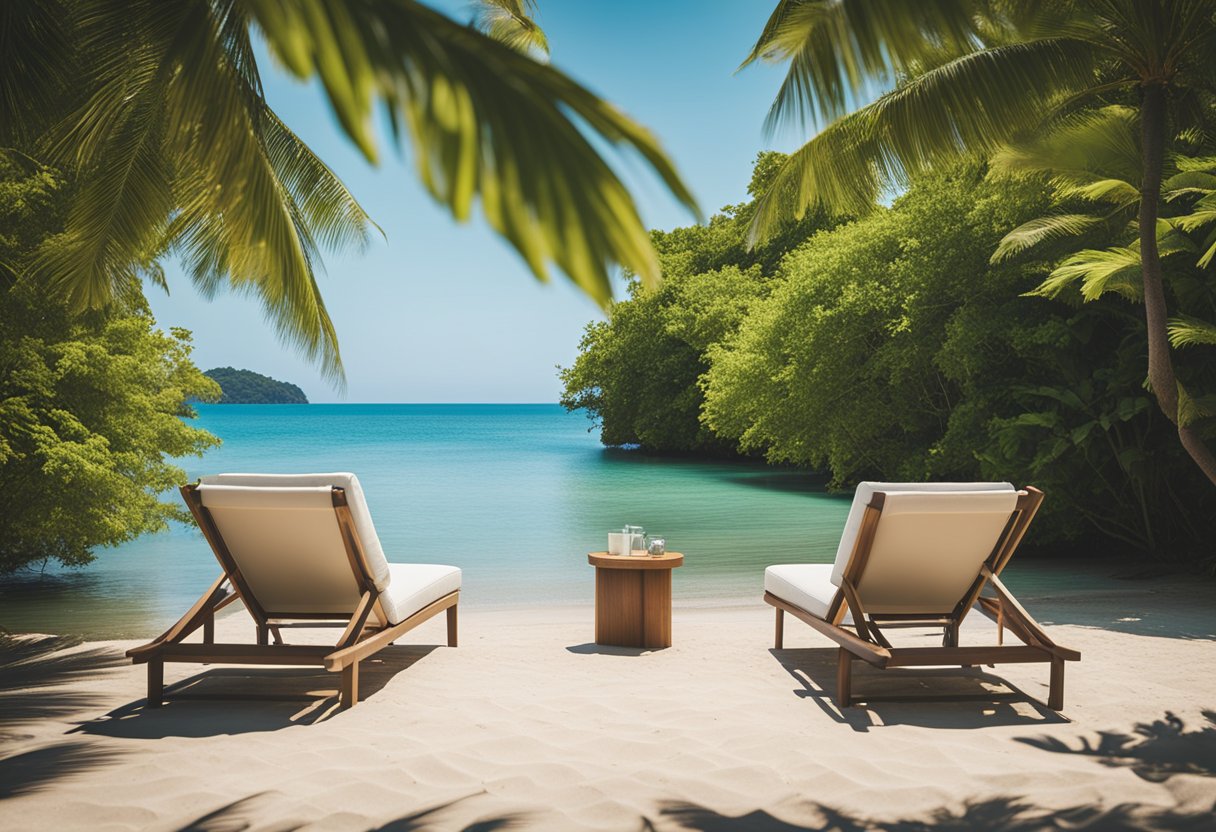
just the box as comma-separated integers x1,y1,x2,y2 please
764,483,1079,710
127,473,461,709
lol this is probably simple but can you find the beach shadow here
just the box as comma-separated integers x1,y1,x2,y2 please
566,642,654,656
656,796,1216,831
0,633,127,741
771,648,1068,732
170,791,528,832
1016,710,1216,782
0,741,123,799
75,646,439,739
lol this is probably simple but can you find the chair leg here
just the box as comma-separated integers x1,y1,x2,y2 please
774,608,784,649
341,662,360,708
836,648,852,707
256,623,269,646
202,610,214,645
447,605,458,648
1048,657,1065,711
147,659,164,708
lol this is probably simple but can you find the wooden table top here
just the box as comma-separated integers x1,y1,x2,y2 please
587,551,684,570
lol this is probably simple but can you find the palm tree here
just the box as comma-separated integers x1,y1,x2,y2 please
741,0,1216,486
0,0,697,383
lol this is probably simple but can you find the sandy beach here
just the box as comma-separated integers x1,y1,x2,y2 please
3,576,1215,831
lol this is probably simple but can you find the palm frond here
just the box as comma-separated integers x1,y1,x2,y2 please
1029,246,1142,302
1168,314,1216,348
472,0,548,57
991,213,1108,263
990,105,1143,199
0,0,73,146
250,0,699,304
750,37,1099,239
740,0,984,133
1029,229,1195,302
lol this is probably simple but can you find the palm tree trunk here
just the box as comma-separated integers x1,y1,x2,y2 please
1139,82,1216,486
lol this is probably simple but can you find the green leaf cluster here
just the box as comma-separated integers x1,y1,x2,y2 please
559,153,840,453
0,155,220,574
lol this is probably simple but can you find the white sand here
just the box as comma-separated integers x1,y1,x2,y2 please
2,581,1215,831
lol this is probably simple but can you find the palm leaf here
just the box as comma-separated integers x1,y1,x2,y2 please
0,0,73,146
750,37,1100,239
740,0,983,133
991,213,1108,263
1168,315,1216,349
1030,245,1144,302
472,0,548,57
989,105,1143,201
250,0,699,304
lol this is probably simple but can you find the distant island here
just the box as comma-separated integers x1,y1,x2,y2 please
203,367,309,404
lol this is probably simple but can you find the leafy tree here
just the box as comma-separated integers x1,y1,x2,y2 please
704,164,1216,558
742,0,1216,485
1,0,696,382
0,154,220,574
560,153,837,452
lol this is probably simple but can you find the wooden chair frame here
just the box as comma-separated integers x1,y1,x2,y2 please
766,486,1080,710
127,484,459,709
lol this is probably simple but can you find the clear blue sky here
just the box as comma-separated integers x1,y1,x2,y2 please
148,1,801,403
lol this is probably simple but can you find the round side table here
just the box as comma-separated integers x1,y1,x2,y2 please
587,551,684,648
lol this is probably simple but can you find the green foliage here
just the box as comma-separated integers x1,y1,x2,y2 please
0,155,220,574
704,166,1051,480
559,153,840,452
707,164,1216,556
204,367,308,404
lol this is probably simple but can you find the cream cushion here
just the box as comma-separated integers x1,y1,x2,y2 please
196,473,461,626
856,489,1018,614
199,472,391,591
764,564,853,624
766,483,1020,620
831,481,1015,587
378,563,462,626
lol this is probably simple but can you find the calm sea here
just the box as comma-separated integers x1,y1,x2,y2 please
1,404,858,638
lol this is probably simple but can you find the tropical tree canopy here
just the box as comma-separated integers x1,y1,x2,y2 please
742,0,1216,485
0,0,697,383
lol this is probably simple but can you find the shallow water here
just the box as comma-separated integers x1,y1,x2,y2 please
1,404,859,638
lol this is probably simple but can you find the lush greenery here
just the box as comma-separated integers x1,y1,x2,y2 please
204,367,308,404
742,0,1216,486
560,153,840,453
1,0,695,383
0,155,219,574
563,157,1216,563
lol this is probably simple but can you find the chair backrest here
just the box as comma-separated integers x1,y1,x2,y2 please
194,473,391,617
852,489,1020,614
831,482,1015,588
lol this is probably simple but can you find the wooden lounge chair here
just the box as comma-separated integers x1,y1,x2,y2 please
764,483,1079,710
127,473,461,709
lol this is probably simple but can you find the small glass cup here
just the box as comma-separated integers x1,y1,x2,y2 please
626,525,645,555
647,537,666,557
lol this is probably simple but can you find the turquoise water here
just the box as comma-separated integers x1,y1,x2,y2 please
0,404,855,638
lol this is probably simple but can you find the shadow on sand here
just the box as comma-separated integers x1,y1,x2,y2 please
1017,710,1216,782
73,645,439,739
172,792,529,832
771,646,1069,732
165,790,1216,832
652,795,1216,831
0,633,127,743
566,642,654,656
0,741,124,800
